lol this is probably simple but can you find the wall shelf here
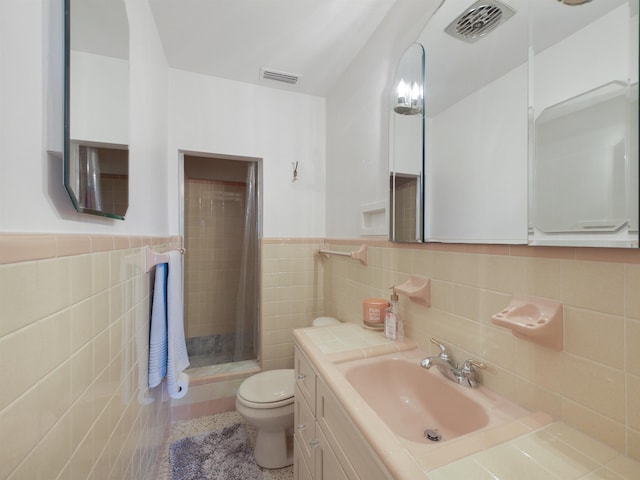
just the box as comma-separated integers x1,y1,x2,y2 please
491,295,563,351
395,275,430,306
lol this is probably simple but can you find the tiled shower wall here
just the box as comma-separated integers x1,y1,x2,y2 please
321,240,640,461
184,179,246,339
0,234,179,480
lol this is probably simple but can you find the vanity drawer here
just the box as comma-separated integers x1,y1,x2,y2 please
316,377,391,480
295,347,317,412
294,383,316,466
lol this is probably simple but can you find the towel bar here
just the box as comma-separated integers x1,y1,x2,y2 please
144,246,185,272
317,244,368,265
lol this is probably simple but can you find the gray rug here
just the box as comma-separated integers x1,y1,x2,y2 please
169,423,263,480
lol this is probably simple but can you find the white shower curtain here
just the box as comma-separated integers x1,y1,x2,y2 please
234,162,259,362
80,146,102,211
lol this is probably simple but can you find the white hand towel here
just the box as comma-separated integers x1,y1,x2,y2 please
148,263,167,388
166,251,190,398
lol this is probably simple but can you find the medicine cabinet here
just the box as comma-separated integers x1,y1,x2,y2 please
63,0,130,219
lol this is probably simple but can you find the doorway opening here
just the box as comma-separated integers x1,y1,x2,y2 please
181,153,261,370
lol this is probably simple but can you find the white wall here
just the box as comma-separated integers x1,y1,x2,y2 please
70,51,129,144
426,63,529,243
325,0,441,238
166,69,326,238
0,0,324,238
0,0,169,234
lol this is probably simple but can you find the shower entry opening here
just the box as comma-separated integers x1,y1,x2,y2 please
181,153,261,369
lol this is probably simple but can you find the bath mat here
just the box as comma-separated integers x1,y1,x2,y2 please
169,423,263,480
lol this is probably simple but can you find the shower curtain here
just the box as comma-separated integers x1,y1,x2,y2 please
234,162,259,361
79,146,103,211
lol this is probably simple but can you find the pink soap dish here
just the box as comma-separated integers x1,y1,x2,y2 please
395,275,431,307
491,295,563,351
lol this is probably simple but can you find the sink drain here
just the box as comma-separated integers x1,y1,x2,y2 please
424,428,442,442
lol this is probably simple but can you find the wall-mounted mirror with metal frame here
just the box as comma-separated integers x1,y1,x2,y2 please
64,0,130,219
389,42,425,243
529,0,639,247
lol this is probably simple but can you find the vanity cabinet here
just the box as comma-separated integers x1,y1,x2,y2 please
294,347,391,480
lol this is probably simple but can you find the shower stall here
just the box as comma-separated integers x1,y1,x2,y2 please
182,154,261,368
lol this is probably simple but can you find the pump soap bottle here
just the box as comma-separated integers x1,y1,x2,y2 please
384,287,403,341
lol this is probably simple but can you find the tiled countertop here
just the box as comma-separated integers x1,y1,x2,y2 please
293,323,640,480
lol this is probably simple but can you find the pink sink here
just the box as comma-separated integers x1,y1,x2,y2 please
337,350,528,444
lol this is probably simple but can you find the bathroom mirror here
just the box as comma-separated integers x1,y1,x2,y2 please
528,0,639,247
389,43,425,243
64,0,130,219
417,0,529,244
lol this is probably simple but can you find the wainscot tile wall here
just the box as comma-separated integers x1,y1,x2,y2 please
0,234,180,480
3,233,639,475
320,239,640,462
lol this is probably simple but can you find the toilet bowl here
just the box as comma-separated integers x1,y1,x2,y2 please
235,316,340,469
236,369,295,469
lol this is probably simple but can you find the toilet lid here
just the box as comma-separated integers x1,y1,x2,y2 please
238,369,294,407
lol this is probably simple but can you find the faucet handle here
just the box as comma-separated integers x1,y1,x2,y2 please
430,337,451,360
461,359,486,372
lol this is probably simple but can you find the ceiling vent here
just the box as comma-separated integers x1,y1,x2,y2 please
261,68,301,85
444,0,516,43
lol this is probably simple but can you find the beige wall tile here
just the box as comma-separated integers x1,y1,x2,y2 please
0,262,38,337
0,387,40,474
0,241,171,479
0,324,42,411
563,354,625,423
626,264,640,320
565,307,625,369
514,340,565,394
562,260,624,315
627,320,640,376
511,256,563,301
37,258,71,318
515,378,564,420
563,400,626,453
481,325,515,371
628,428,640,462
628,374,640,432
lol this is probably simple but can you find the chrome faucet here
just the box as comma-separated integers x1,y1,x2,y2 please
420,338,486,388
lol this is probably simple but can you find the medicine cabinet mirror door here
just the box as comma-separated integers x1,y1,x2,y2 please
529,0,639,247
64,0,130,219
389,43,425,243
417,0,529,244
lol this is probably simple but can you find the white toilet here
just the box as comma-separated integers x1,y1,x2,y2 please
235,316,340,469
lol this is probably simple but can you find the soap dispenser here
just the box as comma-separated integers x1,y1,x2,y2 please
384,287,403,340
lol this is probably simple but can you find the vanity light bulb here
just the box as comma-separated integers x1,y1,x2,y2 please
411,82,421,105
397,79,408,104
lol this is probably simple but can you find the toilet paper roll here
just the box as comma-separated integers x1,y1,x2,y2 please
169,372,189,399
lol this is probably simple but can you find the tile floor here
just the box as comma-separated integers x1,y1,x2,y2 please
155,410,294,480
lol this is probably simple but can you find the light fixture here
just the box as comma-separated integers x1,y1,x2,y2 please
556,0,592,5
394,77,423,115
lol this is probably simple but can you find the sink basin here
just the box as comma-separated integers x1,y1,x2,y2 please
337,350,528,444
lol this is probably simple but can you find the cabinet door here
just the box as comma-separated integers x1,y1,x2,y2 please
294,436,314,480
314,426,349,480
294,384,316,468
317,377,391,480
295,347,317,411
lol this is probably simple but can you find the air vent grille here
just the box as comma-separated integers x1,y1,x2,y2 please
444,0,516,43
261,68,300,85
456,5,502,38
